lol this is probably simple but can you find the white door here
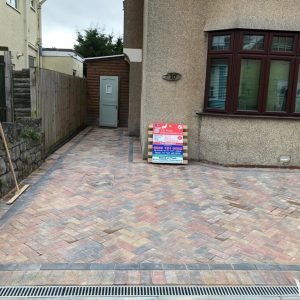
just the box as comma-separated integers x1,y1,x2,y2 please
99,76,119,127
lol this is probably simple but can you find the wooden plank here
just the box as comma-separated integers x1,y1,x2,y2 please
148,124,188,130
6,184,30,205
148,158,188,164
33,68,87,153
30,68,37,118
148,130,188,136
148,137,188,143
148,145,188,150
148,152,188,158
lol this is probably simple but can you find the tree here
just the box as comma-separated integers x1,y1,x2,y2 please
74,28,123,58
112,37,123,55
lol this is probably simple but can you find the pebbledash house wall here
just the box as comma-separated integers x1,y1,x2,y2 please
138,0,300,167
123,0,144,136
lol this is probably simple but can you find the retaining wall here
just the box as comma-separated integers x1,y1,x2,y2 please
0,118,43,197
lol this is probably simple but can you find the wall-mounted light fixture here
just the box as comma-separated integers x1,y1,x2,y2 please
279,155,291,164
16,52,24,59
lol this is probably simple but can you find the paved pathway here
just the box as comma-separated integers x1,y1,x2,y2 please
0,127,299,286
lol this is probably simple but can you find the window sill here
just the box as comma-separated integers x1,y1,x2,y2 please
28,43,38,51
197,112,300,121
6,3,21,14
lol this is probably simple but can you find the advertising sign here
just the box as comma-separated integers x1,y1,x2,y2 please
152,123,184,164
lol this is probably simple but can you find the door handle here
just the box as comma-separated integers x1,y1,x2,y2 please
116,105,118,110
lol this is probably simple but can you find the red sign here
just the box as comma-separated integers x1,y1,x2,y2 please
153,123,183,145
151,123,184,164
153,123,183,135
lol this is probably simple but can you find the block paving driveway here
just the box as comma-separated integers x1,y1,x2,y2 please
0,127,299,286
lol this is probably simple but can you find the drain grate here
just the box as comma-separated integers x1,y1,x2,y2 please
0,285,298,298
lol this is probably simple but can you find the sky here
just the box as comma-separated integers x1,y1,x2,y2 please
42,0,124,49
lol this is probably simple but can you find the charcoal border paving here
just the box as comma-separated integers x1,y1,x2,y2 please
0,263,299,272
128,136,134,162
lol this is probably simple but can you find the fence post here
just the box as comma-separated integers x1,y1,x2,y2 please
30,68,38,118
4,51,13,122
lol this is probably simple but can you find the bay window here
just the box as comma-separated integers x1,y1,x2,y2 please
204,30,300,117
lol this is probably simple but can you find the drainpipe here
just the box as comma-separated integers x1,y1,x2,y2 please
24,0,29,68
37,0,47,68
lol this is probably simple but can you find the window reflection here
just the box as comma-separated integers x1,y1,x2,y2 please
238,59,261,110
266,61,290,112
212,35,231,50
207,59,229,109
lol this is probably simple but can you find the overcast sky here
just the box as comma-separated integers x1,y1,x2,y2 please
42,0,124,49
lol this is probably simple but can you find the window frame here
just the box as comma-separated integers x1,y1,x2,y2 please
238,31,269,54
28,55,36,68
290,58,300,115
233,54,266,114
204,30,300,117
268,32,298,55
6,0,18,10
204,54,233,113
30,0,36,10
208,31,234,54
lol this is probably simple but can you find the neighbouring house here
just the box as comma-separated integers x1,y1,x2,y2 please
0,0,42,70
123,0,300,167
85,55,129,127
41,48,84,78
0,0,42,122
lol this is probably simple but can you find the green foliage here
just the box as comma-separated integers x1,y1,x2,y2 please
113,37,123,55
74,28,123,58
21,127,41,141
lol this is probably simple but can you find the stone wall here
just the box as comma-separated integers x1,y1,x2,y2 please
0,118,43,197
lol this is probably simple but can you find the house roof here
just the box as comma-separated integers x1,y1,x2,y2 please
84,54,125,62
42,48,84,62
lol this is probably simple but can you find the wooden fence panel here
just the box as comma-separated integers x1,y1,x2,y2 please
31,68,87,154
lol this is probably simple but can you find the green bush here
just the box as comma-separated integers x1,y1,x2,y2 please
21,127,41,141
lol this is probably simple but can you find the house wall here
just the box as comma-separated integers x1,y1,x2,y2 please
123,0,144,136
205,0,300,32
139,0,300,166
199,116,300,166
141,0,206,160
0,0,40,70
86,57,129,127
42,56,84,78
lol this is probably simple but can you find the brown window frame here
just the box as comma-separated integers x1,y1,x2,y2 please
291,58,300,114
204,30,300,117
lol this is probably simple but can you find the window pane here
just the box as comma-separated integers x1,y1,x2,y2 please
29,56,35,68
243,35,264,50
296,66,300,112
212,35,230,50
272,36,294,52
238,59,261,110
6,0,17,8
207,59,229,109
266,60,290,112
